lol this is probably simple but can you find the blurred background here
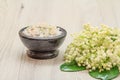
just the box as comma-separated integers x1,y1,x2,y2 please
0,0,120,36
1,0,120,29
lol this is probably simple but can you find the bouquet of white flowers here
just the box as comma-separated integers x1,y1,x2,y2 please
61,24,120,80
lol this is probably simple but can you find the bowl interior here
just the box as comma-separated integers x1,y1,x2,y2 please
19,26,67,40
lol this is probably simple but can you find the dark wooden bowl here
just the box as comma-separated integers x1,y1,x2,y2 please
19,26,67,59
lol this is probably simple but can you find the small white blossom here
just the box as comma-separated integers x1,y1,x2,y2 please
64,24,120,72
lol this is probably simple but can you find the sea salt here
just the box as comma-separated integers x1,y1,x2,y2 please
23,24,62,37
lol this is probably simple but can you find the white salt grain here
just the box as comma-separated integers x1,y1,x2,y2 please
23,24,62,37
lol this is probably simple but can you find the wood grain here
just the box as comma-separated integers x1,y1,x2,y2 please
0,0,120,80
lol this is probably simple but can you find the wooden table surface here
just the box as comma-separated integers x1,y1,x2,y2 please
0,0,120,80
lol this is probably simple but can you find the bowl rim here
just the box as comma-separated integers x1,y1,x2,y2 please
19,26,67,40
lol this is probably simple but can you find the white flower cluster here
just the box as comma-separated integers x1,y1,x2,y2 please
23,24,61,37
64,24,120,72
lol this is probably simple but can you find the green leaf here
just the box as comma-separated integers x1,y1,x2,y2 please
89,66,119,80
60,61,86,72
